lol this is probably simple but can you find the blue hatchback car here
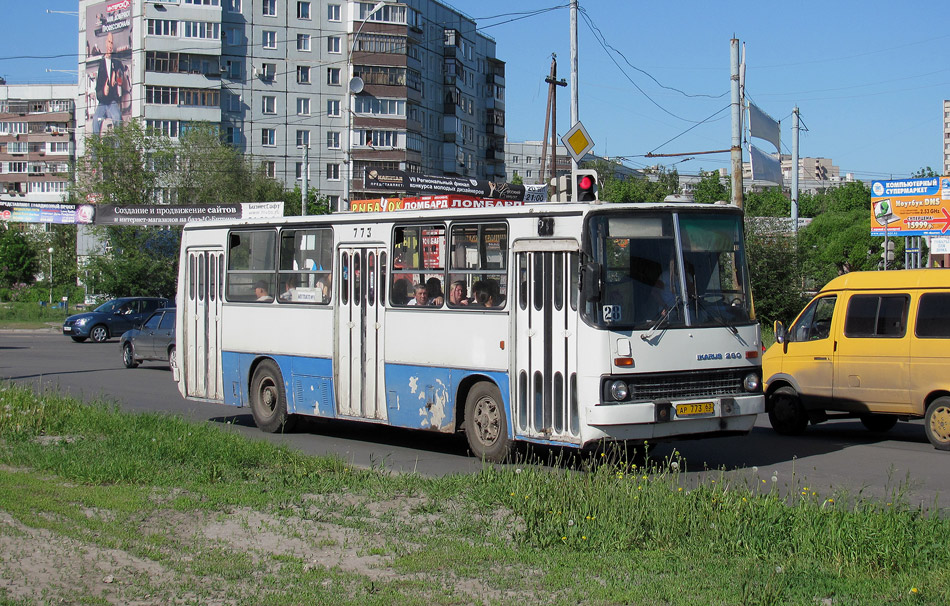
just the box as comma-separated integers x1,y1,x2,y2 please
63,297,169,343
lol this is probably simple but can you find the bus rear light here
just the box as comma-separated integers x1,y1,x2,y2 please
745,350,758,359
614,357,634,367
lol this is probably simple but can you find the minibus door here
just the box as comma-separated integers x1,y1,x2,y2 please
513,242,581,444
336,246,387,421
183,247,224,402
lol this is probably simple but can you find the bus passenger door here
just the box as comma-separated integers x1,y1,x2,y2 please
513,244,581,444
183,247,224,402
336,246,387,421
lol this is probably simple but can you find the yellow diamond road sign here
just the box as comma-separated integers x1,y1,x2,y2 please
562,121,595,164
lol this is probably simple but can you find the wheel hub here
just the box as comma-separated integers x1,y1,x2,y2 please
473,398,499,445
931,405,950,442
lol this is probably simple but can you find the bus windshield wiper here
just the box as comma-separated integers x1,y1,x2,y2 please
641,296,681,341
690,294,738,335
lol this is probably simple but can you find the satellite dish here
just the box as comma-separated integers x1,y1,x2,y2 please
348,76,364,94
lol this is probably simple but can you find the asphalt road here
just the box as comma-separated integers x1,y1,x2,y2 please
2,330,946,511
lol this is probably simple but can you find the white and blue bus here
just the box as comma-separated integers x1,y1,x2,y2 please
175,199,764,461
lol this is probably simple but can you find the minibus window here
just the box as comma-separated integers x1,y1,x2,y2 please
916,293,950,338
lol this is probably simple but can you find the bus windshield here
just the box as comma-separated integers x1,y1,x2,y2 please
585,210,753,330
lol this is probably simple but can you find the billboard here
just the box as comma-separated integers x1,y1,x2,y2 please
870,177,950,236
363,169,545,202
84,0,133,136
351,195,526,213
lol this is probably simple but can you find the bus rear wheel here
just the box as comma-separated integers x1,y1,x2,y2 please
464,382,512,463
250,360,296,433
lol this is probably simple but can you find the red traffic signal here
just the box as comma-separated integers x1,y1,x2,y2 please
572,170,599,202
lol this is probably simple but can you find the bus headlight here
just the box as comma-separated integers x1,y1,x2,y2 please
609,380,628,401
743,373,760,392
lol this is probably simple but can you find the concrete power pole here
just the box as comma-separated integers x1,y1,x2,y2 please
570,0,579,171
730,38,744,209
791,107,799,235
301,145,309,217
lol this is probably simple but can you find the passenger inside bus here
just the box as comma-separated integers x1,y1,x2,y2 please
407,283,428,306
426,277,444,306
391,278,411,305
279,275,297,301
254,281,273,302
316,273,331,301
472,280,499,308
448,280,470,306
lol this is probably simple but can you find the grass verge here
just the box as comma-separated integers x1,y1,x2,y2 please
0,383,946,605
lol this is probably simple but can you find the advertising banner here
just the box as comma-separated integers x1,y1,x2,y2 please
92,202,284,225
0,201,92,225
870,177,950,236
351,195,525,213
363,168,541,201
84,0,133,136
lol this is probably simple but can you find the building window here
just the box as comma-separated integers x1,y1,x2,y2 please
260,63,276,80
224,126,235,144
297,34,311,51
296,130,310,147
226,92,242,112
261,128,276,147
295,162,308,180
327,4,341,21
184,0,221,4
262,30,276,49
327,99,340,117
327,68,341,86
326,163,340,180
183,21,220,39
263,161,276,178
145,119,181,138
263,0,276,16
327,131,340,149
297,1,311,19
146,19,177,37
297,65,311,84
296,97,310,115
354,97,405,116
262,95,276,114
226,0,241,12
327,36,341,54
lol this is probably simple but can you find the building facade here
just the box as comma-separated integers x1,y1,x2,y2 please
944,99,950,177
0,84,76,203
505,140,642,186
78,0,506,208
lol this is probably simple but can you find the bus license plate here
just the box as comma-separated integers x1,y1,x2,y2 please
676,402,715,417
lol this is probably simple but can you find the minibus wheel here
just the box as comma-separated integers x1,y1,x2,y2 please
250,360,296,433
859,413,897,433
464,382,513,463
767,386,808,436
924,397,950,451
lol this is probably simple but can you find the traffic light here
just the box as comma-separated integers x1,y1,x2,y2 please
572,169,599,202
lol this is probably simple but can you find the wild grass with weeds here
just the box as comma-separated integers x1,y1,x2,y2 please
0,382,948,604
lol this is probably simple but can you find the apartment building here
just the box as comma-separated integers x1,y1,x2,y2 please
78,0,506,207
943,99,950,176
0,84,76,203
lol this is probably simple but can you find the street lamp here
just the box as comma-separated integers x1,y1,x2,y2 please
47,247,54,305
343,1,387,212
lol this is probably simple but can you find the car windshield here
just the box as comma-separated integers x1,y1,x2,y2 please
94,300,127,313
584,210,754,330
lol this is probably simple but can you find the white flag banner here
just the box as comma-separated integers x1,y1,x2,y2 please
748,102,781,152
749,143,783,185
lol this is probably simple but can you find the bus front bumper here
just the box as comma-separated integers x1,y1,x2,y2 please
586,394,764,438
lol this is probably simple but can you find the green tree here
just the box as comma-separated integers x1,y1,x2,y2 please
0,225,38,287
744,217,804,325
799,209,888,289
911,167,938,178
692,170,729,204
743,187,789,217
510,173,524,186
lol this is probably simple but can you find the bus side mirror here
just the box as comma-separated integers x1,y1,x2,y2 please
581,262,602,302
774,320,786,344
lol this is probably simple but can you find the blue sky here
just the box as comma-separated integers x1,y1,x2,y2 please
3,0,949,182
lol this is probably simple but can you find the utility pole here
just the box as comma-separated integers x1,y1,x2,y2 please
730,38,744,209
540,54,566,191
570,0,579,171
301,145,309,216
791,107,799,235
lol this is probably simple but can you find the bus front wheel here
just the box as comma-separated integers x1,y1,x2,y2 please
464,382,512,463
250,360,296,433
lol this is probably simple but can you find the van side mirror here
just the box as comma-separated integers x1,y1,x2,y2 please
774,320,786,344
580,262,602,302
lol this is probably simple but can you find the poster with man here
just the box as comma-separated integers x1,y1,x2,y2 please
84,0,133,136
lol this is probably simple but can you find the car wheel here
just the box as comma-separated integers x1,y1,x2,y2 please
71,336,87,343
167,345,177,372
924,396,950,451
464,382,512,462
860,413,897,433
90,325,109,343
249,359,296,433
122,343,139,369
767,386,809,436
